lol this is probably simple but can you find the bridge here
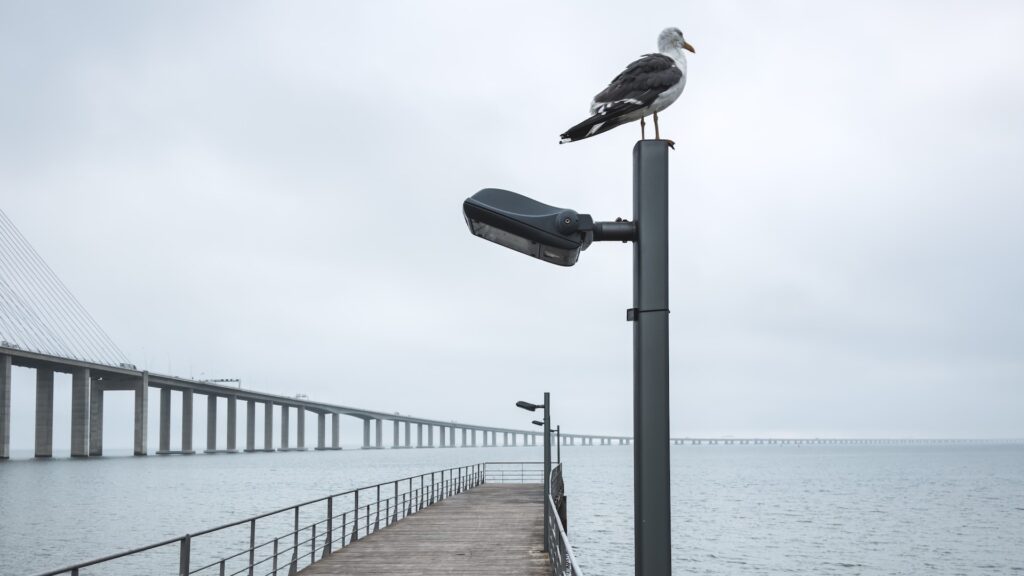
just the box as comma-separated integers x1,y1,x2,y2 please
1,209,1019,459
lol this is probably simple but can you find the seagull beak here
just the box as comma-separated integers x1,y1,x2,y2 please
683,41,695,53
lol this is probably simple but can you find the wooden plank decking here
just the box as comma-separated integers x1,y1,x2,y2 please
300,483,550,575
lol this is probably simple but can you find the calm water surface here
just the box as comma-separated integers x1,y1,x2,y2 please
1,445,1022,575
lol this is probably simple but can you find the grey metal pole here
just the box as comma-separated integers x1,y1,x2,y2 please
632,140,672,576
543,392,551,553
556,425,561,464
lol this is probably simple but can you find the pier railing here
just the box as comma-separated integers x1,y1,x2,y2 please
482,460,546,483
33,461,584,576
34,464,486,576
547,463,584,576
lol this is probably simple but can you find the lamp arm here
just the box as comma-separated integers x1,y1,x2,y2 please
592,219,637,242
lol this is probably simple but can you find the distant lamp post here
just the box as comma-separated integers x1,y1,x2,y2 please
516,392,551,551
467,141,673,576
556,425,561,464
534,420,561,465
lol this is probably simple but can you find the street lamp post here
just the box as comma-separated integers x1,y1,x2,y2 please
465,140,673,575
556,425,561,463
517,393,551,552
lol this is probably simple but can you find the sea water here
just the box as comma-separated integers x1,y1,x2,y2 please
1,444,1021,575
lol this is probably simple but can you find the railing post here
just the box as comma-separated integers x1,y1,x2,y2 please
392,480,399,523
311,524,316,565
293,506,299,560
352,491,359,541
248,519,256,576
325,496,333,557
341,512,347,547
272,538,279,574
375,484,381,531
179,535,191,576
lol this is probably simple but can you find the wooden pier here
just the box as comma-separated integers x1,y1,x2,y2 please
300,483,550,575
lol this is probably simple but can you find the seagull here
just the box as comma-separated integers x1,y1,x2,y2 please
560,28,694,145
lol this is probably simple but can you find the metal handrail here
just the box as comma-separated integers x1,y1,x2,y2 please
32,462,578,576
33,464,486,576
482,461,545,484
547,463,584,576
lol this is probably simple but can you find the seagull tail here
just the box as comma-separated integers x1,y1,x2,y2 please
559,114,625,144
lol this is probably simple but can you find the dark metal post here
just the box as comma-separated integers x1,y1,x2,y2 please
326,496,333,556
543,392,551,552
632,140,672,576
352,491,359,541
556,425,561,464
248,519,256,576
179,535,191,576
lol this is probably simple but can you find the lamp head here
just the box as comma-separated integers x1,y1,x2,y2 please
532,420,544,427
464,188,593,266
516,400,539,412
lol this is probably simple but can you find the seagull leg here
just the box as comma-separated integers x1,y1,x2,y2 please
640,116,647,139
653,112,675,149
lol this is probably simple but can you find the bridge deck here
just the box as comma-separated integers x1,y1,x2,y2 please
300,484,550,576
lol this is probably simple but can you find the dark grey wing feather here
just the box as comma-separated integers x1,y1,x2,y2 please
593,53,682,108
560,53,682,143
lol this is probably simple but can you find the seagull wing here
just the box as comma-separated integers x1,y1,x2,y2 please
561,54,682,143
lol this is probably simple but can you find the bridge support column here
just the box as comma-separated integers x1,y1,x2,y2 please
440,426,447,448
134,374,148,455
471,429,477,447
503,432,508,447
35,367,54,458
317,412,326,449
245,399,255,451
226,395,236,452
0,355,10,459
393,420,400,448
405,421,411,448
428,425,434,447
375,419,383,449
263,402,273,451
449,427,455,447
296,408,305,450
462,428,467,447
417,423,423,448
332,413,340,449
71,368,90,457
206,395,217,452
181,388,193,454
280,405,290,450
159,388,171,452
362,419,370,449
88,383,103,456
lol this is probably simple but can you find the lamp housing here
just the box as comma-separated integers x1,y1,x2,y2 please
464,188,593,267
516,400,539,412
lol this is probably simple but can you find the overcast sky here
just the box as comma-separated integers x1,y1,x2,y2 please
1,0,1022,449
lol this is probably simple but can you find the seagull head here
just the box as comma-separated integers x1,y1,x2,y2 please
658,27,695,55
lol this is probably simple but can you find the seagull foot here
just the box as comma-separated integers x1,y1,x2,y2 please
665,139,675,149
